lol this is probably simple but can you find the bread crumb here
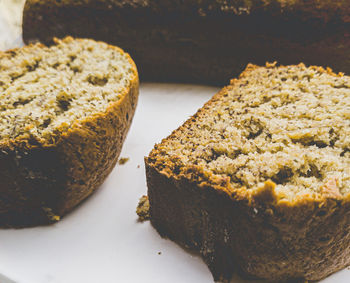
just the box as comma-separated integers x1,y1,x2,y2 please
136,195,150,222
42,207,60,222
118,157,130,165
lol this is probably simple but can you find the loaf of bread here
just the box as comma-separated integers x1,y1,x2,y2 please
145,63,350,281
22,0,350,85
0,36,138,227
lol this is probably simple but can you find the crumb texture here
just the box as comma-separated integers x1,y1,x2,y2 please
150,64,350,200
0,37,135,142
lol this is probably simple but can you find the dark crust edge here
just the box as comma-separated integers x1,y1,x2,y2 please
145,63,350,281
145,159,350,282
0,37,139,228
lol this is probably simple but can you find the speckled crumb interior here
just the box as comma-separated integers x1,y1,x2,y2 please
0,37,135,141
152,64,350,200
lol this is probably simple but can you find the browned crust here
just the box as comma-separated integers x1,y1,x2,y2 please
146,163,350,282
0,37,139,228
22,0,350,85
145,63,350,281
22,0,350,22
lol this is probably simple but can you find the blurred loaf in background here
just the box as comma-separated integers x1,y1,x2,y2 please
23,0,350,85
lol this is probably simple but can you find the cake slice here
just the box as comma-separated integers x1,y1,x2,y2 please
0,37,138,227
145,63,350,281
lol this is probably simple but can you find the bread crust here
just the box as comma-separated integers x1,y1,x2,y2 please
145,63,350,281
23,0,350,85
146,164,350,281
0,38,139,227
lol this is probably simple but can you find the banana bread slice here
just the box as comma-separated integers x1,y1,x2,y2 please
23,0,350,85
145,63,350,281
0,37,139,227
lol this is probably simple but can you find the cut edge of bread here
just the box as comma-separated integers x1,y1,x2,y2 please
146,62,350,208
0,36,139,148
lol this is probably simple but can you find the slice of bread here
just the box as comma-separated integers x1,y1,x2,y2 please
145,63,350,281
0,37,139,227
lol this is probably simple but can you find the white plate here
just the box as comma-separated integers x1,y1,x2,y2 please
0,6,349,283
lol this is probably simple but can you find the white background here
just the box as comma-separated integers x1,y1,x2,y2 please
0,2,348,282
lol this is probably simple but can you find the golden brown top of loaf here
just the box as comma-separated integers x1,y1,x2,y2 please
0,37,137,145
148,63,350,204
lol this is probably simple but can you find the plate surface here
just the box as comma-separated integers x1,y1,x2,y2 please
0,5,349,283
